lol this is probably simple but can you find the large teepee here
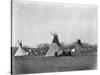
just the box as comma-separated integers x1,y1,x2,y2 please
45,33,63,57
14,41,28,56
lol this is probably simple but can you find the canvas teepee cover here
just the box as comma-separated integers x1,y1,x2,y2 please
14,41,27,56
45,33,62,57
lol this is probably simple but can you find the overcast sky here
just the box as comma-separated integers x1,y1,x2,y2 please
12,0,97,47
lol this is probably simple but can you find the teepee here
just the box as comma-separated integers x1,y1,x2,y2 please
14,41,28,56
45,33,63,57
71,39,82,56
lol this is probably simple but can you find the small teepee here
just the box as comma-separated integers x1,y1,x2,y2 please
45,33,63,57
14,41,27,56
71,39,82,56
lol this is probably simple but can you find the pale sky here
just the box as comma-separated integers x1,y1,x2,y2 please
12,0,97,47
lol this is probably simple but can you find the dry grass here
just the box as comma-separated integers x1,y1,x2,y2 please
12,53,97,74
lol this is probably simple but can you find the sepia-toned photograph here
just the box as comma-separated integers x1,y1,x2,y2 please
11,0,97,74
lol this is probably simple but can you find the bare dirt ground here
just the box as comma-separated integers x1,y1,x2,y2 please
12,53,97,74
